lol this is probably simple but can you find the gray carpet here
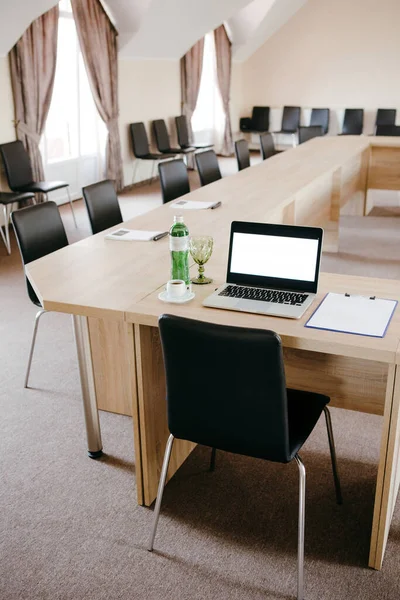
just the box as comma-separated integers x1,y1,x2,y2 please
1,187,400,599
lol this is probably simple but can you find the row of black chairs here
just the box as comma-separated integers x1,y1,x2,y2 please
241,106,398,137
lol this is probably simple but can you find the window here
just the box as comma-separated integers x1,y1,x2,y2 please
41,0,107,198
191,32,225,153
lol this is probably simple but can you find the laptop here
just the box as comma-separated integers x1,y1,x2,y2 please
203,221,323,319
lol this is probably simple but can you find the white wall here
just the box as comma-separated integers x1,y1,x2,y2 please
240,0,400,132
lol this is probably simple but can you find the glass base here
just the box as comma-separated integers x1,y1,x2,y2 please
191,276,213,285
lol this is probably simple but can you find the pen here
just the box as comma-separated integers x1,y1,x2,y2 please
211,201,222,209
153,231,168,241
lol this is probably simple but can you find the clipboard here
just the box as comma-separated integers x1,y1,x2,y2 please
305,292,397,338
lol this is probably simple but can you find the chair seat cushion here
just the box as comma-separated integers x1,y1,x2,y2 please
140,153,175,160
19,181,68,194
162,147,191,154
0,192,35,205
287,388,329,461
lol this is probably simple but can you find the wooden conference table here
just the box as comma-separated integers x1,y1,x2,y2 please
26,135,400,570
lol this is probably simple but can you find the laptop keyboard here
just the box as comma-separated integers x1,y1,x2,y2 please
219,285,308,306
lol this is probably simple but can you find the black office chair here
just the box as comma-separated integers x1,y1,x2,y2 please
153,119,193,156
298,126,324,145
234,139,250,171
272,106,301,146
11,202,69,388
240,106,270,133
0,140,77,227
259,133,280,160
310,108,329,135
0,191,35,254
340,109,363,135
82,180,122,235
375,124,400,136
148,315,342,600
158,159,190,204
175,115,213,151
195,150,222,187
130,122,176,184
374,110,396,135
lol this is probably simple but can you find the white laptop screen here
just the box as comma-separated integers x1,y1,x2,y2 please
230,232,319,283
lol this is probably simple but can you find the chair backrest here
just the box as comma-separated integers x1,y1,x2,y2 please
281,106,301,133
153,119,171,153
342,109,363,135
375,109,396,128
158,159,190,204
82,179,122,235
375,124,400,137
259,132,276,160
298,125,324,145
11,202,69,305
159,314,291,463
310,108,329,134
0,141,34,190
251,106,270,131
234,139,250,171
130,122,151,158
195,150,222,186
175,115,190,148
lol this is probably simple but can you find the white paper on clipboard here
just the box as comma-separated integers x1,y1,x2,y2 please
305,292,397,338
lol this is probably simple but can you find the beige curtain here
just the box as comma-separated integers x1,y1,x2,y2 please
180,38,205,132
9,5,59,188
71,0,124,191
214,25,233,156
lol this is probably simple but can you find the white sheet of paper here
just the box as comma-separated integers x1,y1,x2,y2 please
169,200,220,210
305,292,397,338
105,228,166,241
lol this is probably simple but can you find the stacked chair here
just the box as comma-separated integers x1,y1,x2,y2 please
130,122,176,184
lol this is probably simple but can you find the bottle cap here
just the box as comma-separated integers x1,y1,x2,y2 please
174,215,184,222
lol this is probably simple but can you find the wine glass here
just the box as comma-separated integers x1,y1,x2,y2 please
189,235,213,284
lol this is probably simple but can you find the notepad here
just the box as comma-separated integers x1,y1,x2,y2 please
105,228,168,242
169,200,221,210
305,292,397,338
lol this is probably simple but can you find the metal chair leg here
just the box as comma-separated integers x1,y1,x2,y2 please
132,159,139,185
0,204,12,254
294,454,306,600
148,434,175,551
66,187,77,228
25,309,47,388
149,160,157,185
323,406,343,505
210,447,216,472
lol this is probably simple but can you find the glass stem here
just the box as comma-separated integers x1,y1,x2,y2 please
198,264,205,281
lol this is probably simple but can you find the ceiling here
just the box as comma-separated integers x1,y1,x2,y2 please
0,0,309,60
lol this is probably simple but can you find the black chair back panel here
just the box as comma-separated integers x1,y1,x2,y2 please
158,314,291,463
251,106,270,131
310,108,329,134
281,106,301,133
195,150,222,186
0,141,34,190
130,122,150,157
342,109,363,135
235,139,250,171
11,202,69,305
153,120,171,153
298,126,323,145
259,133,276,160
175,116,190,148
375,124,400,136
376,109,396,127
158,159,190,204
82,180,122,235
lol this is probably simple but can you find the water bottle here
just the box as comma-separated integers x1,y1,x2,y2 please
169,215,190,291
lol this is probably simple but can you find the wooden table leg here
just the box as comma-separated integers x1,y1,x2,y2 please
369,364,400,569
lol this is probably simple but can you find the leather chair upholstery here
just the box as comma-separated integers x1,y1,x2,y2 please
234,139,250,171
82,179,123,235
158,159,190,204
275,106,301,134
375,109,396,128
195,150,222,187
175,115,213,150
130,122,173,160
375,124,400,136
340,109,363,135
310,108,329,135
259,133,279,160
240,106,270,133
298,126,324,145
11,202,68,306
153,119,193,154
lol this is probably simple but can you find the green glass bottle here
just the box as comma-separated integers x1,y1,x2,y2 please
169,215,190,290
